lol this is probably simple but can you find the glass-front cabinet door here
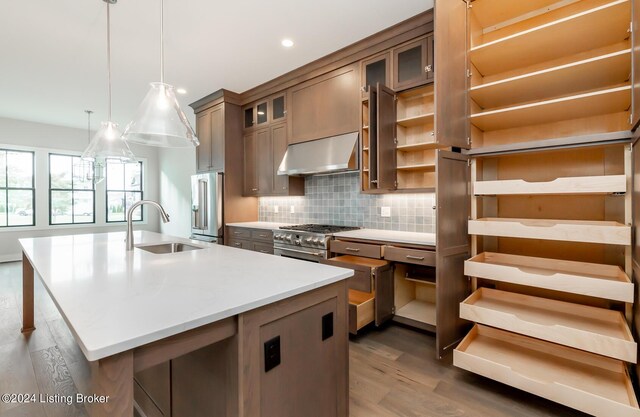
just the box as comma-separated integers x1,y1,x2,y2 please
244,105,255,130
256,101,268,126
361,52,390,98
272,94,286,122
393,35,431,90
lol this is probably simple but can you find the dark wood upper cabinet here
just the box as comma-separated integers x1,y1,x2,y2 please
392,36,432,91
243,131,258,196
376,83,397,190
367,86,378,190
361,52,390,99
256,128,273,194
288,64,360,144
196,103,225,172
434,0,468,148
271,123,290,194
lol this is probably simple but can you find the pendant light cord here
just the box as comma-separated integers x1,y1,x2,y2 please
85,110,93,143
160,0,164,84
106,2,113,121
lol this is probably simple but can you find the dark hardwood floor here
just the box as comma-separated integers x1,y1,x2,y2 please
0,261,587,417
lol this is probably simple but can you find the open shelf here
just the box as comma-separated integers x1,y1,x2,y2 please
397,113,434,128
395,299,436,326
454,325,640,417
471,48,631,109
473,174,626,195
396,163,436,172
470,0,579,31
396,141,439,151
460,288,636,362
470,85,631,131
468,218,631,245
465,252,633,303
469,0,631,75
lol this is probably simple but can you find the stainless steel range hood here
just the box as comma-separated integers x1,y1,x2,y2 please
277,132,359,176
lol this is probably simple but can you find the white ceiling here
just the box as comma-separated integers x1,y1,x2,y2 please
0,0,431,131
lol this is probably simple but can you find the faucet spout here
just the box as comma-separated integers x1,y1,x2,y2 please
126,200,171,251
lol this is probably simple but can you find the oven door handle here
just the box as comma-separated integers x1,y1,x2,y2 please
276,247,324,257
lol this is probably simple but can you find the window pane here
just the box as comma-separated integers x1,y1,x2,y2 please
107,191,125,222
0,151,6,188
106,159,124,190
124,163,141,191
73,157,94,190
0,190,6,227
8,190,34,226
73,191,94,224
51,191,73,224
125,192,142,221
50,155,72,189
8,151,33,188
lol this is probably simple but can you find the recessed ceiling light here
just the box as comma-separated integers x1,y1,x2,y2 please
281,39,294,48
176,88,187,95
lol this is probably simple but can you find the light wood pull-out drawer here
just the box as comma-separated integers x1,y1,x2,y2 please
460,288,636,363
473,175,627,195
251,229,273,242
348,289,374,335
252,242,274,255
331,240,382,259
322,256,388,293
228,238,251,250
468,218,631,245
228,227,251,240
384,246,436,266
454,325,640,417
465,252,633,303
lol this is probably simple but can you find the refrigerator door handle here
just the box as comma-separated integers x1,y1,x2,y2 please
199,179,208,230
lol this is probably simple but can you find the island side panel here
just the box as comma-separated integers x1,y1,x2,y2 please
21,252,35,333
90,351,133,417
240,280,349,417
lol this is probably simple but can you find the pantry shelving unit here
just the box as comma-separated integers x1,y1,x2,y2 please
438,0,640,414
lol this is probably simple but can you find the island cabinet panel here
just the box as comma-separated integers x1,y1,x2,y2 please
240,281,349,417
134,363,170,417
288,64,360,144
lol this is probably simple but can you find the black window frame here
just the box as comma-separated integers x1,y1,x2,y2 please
48,153,96,226
0,149,36,228
105,159,144,223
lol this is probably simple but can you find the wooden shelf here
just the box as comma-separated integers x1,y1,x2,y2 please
460,288,636,362
397,113,434,128
470,85,631,131
362,125,369,130
473,174,626,195
362,147,369,151
470,49,631,109
396,164,436,172
465,252,633,303
454,325,640,417
396,141,439,151
395,299,436,326
468,218,631,245
469,0,631,75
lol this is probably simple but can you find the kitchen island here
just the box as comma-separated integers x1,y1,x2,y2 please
19,231,353,417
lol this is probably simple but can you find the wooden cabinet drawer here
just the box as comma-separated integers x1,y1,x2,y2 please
384,246,436,266
251,229,273,242
228,238,251,250
454,325,640,417
322,255,388,292
228,227,251,240
348,290,374,335
253,242,274,255
331,240,382,259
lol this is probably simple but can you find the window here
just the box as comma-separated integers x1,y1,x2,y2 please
106,159,143,222
0,149,35,227
49,154,95,225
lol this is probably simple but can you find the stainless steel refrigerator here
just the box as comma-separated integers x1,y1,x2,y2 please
190,172,223,243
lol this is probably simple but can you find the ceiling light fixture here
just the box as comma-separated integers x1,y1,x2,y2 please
122,0,198,148
281,39,294,48
81,0,136,184
176,88,187,95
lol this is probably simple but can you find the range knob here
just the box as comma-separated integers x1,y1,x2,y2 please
312,238,320,245
305,237,313,244
285,235,293,243
274,234,281,240
294,239,301,245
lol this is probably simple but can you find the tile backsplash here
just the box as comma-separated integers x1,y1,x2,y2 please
259,172,436,233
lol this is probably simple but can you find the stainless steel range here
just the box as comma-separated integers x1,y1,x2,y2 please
274,224,361,262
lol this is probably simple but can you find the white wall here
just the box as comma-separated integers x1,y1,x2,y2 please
158,147,195,238
0,117,161,261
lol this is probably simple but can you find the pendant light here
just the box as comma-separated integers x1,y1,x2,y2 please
73,110,98,183
122,0,198,148
81,0,136,180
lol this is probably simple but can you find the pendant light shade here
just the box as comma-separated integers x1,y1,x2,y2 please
122,0,198,148
122,82,198,147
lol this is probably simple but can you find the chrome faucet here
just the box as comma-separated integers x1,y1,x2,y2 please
126,200,171,251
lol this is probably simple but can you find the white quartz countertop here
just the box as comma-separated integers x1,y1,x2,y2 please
19,231,352,361
226,221,293,230
332,229,436,247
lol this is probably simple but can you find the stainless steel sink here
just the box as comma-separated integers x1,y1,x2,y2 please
137,242,203,254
